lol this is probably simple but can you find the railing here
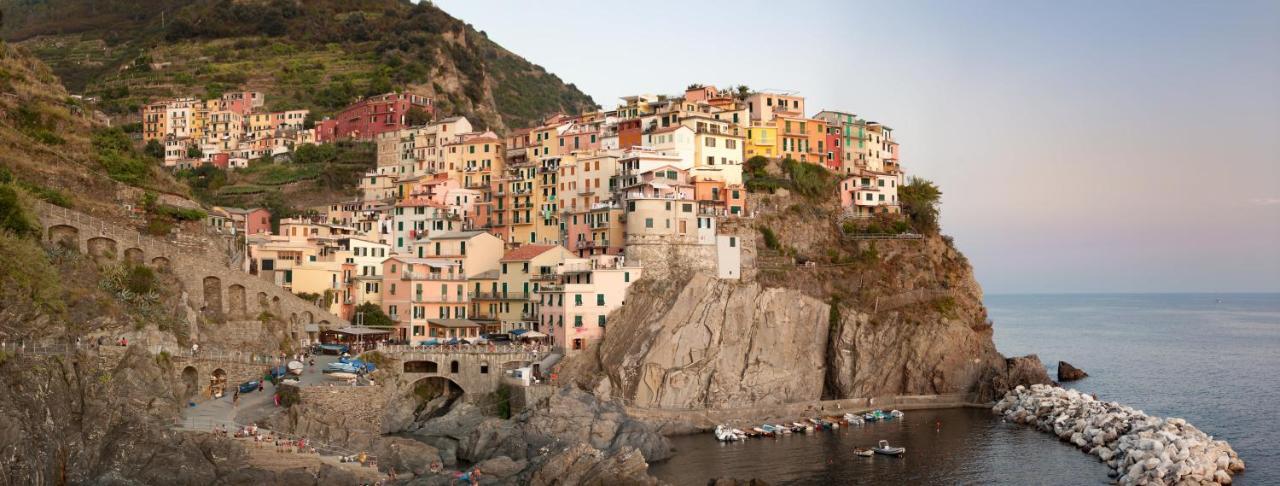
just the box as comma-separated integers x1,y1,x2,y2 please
375,342,550,356
411,293,463,303
468,291,529,300
400,271,464,281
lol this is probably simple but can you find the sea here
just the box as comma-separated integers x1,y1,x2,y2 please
650,293,1280,485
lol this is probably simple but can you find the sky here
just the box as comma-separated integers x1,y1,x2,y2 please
434,0,1280,294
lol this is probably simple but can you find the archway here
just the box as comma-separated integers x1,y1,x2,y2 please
151,256,171,272
271,296,282,315
124,247,144,265
48,224,79,249
87,237,118,264
227,284,247,318
211,368,228,398
404,360,439,373
181,366,199,400
202,276,223,317
450,360,460,374
409,376,465,422
258,292,270,313
301,311,314,324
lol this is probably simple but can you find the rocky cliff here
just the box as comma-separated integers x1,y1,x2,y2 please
563,193,1051,410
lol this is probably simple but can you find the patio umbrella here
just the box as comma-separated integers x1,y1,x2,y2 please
520,331,548,339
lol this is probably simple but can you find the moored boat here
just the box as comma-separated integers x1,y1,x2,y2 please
890,409,904,418
873,439,906,456
853,447,874,457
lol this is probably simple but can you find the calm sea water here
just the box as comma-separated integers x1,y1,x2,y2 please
650,293,1280,485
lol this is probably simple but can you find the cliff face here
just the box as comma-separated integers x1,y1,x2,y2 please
594,275,829,409
568,226,1049,410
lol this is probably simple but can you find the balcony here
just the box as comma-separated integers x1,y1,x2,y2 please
469,291,530,300
575,240,601,249
401,271,464,281
412,293,463,303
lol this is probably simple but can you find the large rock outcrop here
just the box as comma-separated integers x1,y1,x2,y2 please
592,275,830,409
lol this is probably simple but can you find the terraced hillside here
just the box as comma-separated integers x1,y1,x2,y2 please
2,0,598,130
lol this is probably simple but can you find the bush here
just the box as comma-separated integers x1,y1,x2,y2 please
144,139,165,159
0,185,38,238
759,226,780,251
93,128,152,184
900,176,943,232
355,302,395,327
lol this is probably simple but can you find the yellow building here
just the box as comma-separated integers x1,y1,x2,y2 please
496,244,571,331
745,122,777,159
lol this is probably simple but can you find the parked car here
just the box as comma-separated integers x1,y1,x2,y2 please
238,381,259,393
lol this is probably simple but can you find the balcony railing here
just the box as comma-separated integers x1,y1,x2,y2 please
412,293,464,303
401,271,464,281
469,291,530,300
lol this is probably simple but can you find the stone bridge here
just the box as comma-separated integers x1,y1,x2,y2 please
33,202,347,334
376,346,545,396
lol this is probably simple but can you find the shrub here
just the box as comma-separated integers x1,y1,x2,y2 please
93,128,152,184
759,225,780,250
900,176,943,232
124,265,158,295
355,302,395,327
0,185,38,238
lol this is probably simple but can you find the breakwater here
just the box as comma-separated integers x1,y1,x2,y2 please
994,384,1245,485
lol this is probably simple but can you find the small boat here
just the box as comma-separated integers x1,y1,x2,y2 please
843,413,865,425
326,371,357,380
761,424,781,434
752,427,774,437
873,440,906,456
853,447,874,457
890,410,904,418
714,425,743,442
280,378,300,386
286,360,304,375
793,422,813,433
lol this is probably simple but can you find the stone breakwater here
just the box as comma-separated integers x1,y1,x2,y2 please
994,385,1245,485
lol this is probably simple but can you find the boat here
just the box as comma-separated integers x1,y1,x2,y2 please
280,378,300,386
873,440,906,456
843,413,865,425
751,427,774,437
714,425,743,442
853,447,874,457
863,412,879,422
286,360,304,375
793,422,813,433
890,409,905,418
326,371,357,380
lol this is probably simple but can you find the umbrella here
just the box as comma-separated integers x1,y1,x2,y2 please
421,339,440,346
509,329,529,336
520,331,548,339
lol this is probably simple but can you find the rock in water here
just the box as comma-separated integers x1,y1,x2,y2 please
1058,361,1089,381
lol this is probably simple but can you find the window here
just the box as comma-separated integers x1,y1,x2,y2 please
682,203,693,213
729,237,737,247
502,263,508,274
596,294,604,305
598,315,606,327
624,272,630,282
574,315,583,327
645,218,653,228
575,294,583,306
704,137,715,147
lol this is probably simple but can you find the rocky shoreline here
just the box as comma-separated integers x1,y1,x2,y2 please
994,384,1244,485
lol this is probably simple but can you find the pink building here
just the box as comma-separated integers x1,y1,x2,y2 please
381,256,471,344
315,92,433,142
538,256,642,353
838,172,901,217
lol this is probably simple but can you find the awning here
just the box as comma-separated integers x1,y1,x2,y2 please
427,319,481,328
520,331,548,339
509,329,529,336
331,326,393,335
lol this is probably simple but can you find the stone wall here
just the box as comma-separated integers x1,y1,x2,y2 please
271,386,388,452
34,201,347,334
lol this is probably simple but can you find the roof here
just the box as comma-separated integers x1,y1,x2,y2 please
427,319,482,328
471,269,500,280
435,116,464,123
386,256,458,266
501,244,560,262
429,230,487,240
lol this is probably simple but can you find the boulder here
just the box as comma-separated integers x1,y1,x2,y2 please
527,443,658,486
474,456,527,479
373,436,442,476
1057,361,1088,381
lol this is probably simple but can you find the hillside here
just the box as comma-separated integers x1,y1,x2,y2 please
2,0,598,130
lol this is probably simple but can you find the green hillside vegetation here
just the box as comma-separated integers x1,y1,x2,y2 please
3,0,598,130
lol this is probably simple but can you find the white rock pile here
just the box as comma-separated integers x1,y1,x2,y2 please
994,384,1245,485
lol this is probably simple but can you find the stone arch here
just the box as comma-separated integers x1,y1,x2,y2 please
258,292,270,313
301,311,314,324
48,224,79,249
271,296,282,315
405,360,439,373
227,284,247,318
202,276,223,317
87,236,118,264
409,376,465,416
151,256,171,272
211,368,228,397
318,320,330,328
290,312,298,325
123,247,144,265
450,360,460,374
181,366,200,399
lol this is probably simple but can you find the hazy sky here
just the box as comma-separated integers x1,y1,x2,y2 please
436,0,1280,293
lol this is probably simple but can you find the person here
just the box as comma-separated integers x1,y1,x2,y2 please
273,393,280,407
233,390,240,407
935,418,942,431
192,343,199,356
258,381,264,392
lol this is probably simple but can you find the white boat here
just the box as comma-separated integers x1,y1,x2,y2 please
327,371,357,380
287,360,304,375
280,378,300,386
873,440,906,456
853,447,874,457
792,422,813,432
890,409,904,418
714,425,743,442
843,413,865,425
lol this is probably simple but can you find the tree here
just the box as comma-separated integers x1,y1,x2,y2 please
405,106,431,127
355,302,395,327
144,139,165,159
736,85,751,100
187,145,203,158
899,176,943,232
